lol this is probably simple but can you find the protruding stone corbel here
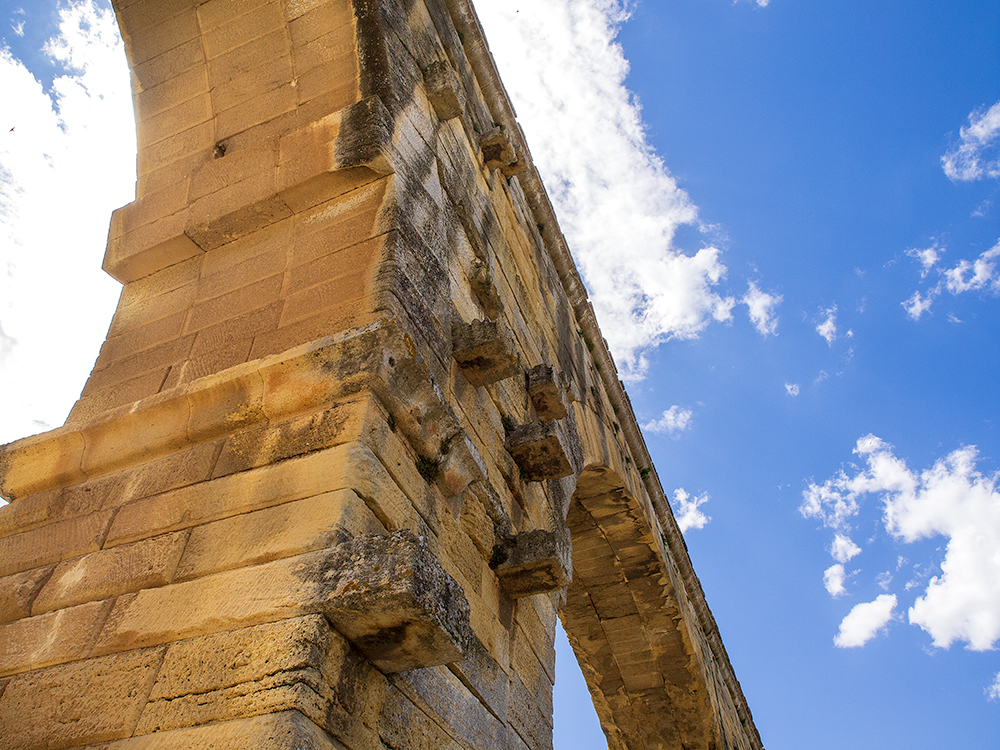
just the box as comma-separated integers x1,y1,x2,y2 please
322,531,470,673
470,258,502,320
424,60,466,121
504,421,573,481
491,529,571,598
451,319,519,386
527,365,568,422
480,128,524,176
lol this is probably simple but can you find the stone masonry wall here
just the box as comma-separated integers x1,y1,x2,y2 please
0,2,763,749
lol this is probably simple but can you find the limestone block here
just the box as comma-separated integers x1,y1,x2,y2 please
0,566,54,624
0,510,113,577
452,319,519,387
480,128,524,176
0,647,164,750
147,615,340,701
470,258,502,320
526,365,568,422
492,530,571,599
173,489,384,581
0,599,115,677
321,531,471,673
135,615,382,736
102,710,346,750
32,531,189,615
0,428,86,502
504,422,574,481
91,549,338,656
424,60,465,121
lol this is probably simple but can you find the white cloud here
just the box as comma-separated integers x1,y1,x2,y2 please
942,100,1000,181
902,240,1000,320
815,305,837,344
742,281,782,336
831,533,861,563
0,0,134,444
834,594,897,648
642,405,693,436
476,1,738,380
784,382,800,397
902,290,935,321
824,564,847,597
943,242,1000,294
805,436,1000,651
671,488,711,533
907,245,941,278
987,672,1000,702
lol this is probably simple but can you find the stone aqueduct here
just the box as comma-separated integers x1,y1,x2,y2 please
0,1,763,748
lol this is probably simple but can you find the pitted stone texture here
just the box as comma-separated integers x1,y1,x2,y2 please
452,319,519,387
0,647,164,750
424,60,465,121
493,530,571,599
322,530,471,673
104,710,346,750
526,365,568,422
505,422,573,481
480,129,521,176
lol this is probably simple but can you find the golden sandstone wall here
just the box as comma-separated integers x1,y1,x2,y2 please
0,1,763,749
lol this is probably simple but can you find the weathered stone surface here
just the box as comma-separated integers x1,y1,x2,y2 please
0,566,54,624
526,365,568,422
493,530,571,599
0,647,164,750
0,599,115,677
104,710,346,750
322,531,471,673
505,422,574,481
173,489,384,581
424,60,465,121
33,531,189,614
452,319,520,387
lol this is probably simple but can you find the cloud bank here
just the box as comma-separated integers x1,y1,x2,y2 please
942,101,1000,182
802,435,1000,651
476,0,739,379
0,0,135,443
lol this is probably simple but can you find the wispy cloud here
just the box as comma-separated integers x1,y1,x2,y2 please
671,488,711,532
477,0,740,380
642,405,693,436
834,594,897,648
987,672,1000,702
804,435,1000,651
743,281,782,336
902,240,1000,320
816,305,837,345
784,382,800,397
0,0,134,443
942,101,1000,182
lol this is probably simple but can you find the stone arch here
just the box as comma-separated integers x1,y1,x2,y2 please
562,463,728,750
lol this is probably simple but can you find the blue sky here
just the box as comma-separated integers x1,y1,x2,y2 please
2,1,999,749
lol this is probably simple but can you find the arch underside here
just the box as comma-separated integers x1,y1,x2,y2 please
563,465,735,750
